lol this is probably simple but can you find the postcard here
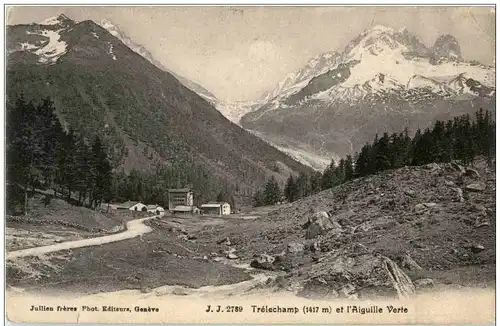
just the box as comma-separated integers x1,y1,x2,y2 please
5,5,495,324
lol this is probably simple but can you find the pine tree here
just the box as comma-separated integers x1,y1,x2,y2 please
284,175,298,202
263,176,281,205
321,159,337,189
344,155,354,181
374,132,391,172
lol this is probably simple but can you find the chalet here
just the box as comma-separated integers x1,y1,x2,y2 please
146,205,166,216
168,188,194,211
200,202,231,216
117,201,147,212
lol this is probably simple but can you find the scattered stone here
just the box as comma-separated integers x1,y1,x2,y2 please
226,253,239,259
475,215,490,228
172,287,189,296
465,168,480,178
187,235,197,240
471,244,485,253
250,254,275,270
450,162,466,174
414,204,427,213
297,278,339,299
140,286,151,293
445,180,456,187
465,182,486,192
287,242,305,254
340,283,357,296
286,281,302,293
414,278,435,289
424,163,441,171
464,243,485,253
225,248,239,259
217,237,232,246
401,254,423,271
454,188,465,202
423,202,438,209
203,255,208,260
472,204,487,216
404,189,416,197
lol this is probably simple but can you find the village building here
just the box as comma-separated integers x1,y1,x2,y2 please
117,201,147,212
200,202,231,215
171,205,196,214
168,188,194,211
146,205,166,216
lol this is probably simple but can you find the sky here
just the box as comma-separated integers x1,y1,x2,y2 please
6,6,496,102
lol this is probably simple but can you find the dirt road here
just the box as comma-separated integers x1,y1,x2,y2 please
7,216,156,260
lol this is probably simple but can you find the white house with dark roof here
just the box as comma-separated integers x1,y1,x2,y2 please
200,202,231,215
146,205,166,216
117,201,147,212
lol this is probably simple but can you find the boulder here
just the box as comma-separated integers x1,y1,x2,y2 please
475,216,490,228
450,162,466,174
465,182,486,192
414,278,435,289
400,253,422,271
424,163,441,171
465,168,480,178
225,248,239,259
287,242,305,254
297,278,339,299
250,254,275,270
471,244,485,253
445,180,456,187
301,253,415,300
404,189,416,197
454,188,465,202
305,211,342,239
472,204,487,216
172,287,189,296
463,243,486,253
217,237,232,246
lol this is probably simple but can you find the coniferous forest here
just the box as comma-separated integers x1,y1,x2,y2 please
6,96,113,215
6,96,237,215
5,94,495,212
253,109,496,206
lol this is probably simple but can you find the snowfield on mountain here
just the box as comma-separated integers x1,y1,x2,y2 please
240,25,495,169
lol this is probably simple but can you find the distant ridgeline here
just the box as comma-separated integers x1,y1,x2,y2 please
253,108,496,206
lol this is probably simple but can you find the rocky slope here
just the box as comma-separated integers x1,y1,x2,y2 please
194,158,495,298
241,25,496,168
6,14,312,204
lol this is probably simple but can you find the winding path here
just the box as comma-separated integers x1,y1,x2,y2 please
7,216,156,260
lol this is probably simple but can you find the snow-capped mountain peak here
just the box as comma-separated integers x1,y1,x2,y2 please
240,24,495,171
39,14,74,27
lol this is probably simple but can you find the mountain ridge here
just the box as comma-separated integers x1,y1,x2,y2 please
240,24,495,169
6,14,313,204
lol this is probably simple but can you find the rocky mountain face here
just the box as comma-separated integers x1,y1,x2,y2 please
241,25,495,169
6,14,312,204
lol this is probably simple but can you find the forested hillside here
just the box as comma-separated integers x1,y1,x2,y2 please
253,109,496,206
